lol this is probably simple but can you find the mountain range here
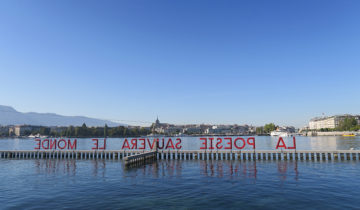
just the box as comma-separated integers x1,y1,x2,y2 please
0,105,124,127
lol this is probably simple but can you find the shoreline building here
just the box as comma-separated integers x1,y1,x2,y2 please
151,117,170,134
150,117,256,135
309,114,360,130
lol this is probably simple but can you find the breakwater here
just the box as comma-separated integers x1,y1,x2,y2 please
1,150,360,161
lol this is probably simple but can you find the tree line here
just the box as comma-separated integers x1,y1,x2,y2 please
256,123,276,135
48,124,151,137
1,123,151,138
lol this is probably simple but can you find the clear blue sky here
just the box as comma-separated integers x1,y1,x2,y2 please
1,0,359,127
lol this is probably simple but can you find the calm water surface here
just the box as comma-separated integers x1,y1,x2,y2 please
1,136,360,209
1,158,360,209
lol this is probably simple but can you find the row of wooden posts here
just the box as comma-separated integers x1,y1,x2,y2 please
1,150,360,163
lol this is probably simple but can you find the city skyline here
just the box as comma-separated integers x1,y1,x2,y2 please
1,0,360,127
0,104,358,129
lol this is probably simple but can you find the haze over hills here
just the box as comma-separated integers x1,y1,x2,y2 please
0,105,124,127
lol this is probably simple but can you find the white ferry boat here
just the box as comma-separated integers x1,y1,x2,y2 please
270,130,290,137
28,133,48,138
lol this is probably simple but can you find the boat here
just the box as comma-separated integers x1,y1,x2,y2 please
28,133,48,138
343,133,356,137
270,131,290,137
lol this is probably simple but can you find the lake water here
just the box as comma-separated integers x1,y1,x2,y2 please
2,158,360,209
1,136,360,209
1,136,360,151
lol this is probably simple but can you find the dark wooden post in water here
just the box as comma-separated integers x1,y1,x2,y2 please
1,150,360,161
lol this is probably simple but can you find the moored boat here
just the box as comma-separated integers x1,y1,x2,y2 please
343,133,356,137
270,131,290,137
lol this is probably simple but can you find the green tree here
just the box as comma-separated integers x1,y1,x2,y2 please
140,127,149,136
104,124,108,137
66,126,75,137
256,127,264,135
132,127,139,136
264,123,276,133
337,117,358,131
50,131,57,137
79,123,87,137
75,127,80,137
40,127,50,135
123,127,128,136
61,129,67,137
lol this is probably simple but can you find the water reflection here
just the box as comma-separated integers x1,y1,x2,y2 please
308,136,360,150
199,160,259,179
277,161,298,182
122,160,300,183
92,160,106,177
33,159,109,177
34,159,77,175
2,159,360,209
33,159,302,182
199,160,298,182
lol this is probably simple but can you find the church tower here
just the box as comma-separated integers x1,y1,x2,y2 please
155,116,160,125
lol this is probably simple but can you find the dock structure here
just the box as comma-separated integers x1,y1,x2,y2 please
0,150,360,161
124,151,157,167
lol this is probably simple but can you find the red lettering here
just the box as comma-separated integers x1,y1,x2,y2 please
209,138,214,149
165,138,175,149
247,137,256,149
158,139,165,149
276,137,287,149
42,139,49,150
58,139,67,150
122,139,130,149
234,138,246,149
99,138,106,150
92,139,99,150
49,139,57,150
68,139,77,150
287,137,297,149
131,138,137,149
147,138,157,149
35,139,41,150
224,137,232,149
139,138,145,149
216,138,223,149
200,138,207,149
175,138,182,149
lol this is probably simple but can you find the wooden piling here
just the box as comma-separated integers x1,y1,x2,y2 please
0,150,360,161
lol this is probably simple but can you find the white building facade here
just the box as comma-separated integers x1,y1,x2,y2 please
309,115,360,130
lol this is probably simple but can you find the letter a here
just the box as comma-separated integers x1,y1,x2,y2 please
276,137,287,149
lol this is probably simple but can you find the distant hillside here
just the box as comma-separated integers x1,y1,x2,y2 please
0,105,124,127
